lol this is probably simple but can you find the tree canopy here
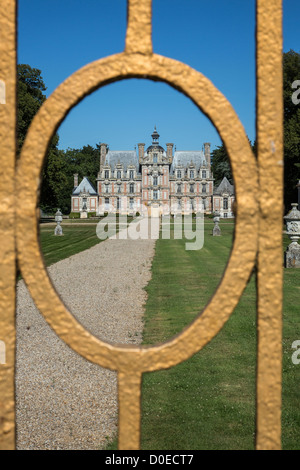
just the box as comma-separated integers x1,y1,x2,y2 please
17,64,46,153
283,50,300,210
211,50,300,209
17,64,100,214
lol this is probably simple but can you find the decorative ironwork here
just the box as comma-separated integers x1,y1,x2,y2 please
0,0,283,450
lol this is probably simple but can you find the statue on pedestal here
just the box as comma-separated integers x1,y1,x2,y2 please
284,203,300,268
54,209,63,236
212,211,221,236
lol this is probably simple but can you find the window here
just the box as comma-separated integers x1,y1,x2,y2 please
117,170,121,179
202,184,207,193
177,184,181,194
129,170,134,179
104,170,109,179
190,170,194,179
190,199,194,210
224,212,228,218
177,198,181,209
153,190,158,200
130,183,134,194
153,153,157,163
117,184,121,193
105,198,110,210
202,170,207,179
177,170,181,178
129,198,134,209
190,184,194,193
223,197,228,209
105,184,109,193
117,197,120,210
82,198,87,210
153,176,158,186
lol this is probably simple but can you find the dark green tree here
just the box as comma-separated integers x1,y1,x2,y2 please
17,64,47,154
282,50,300,211
17,64,70,213
211,144,233,186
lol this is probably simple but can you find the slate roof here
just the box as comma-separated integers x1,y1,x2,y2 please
72,176,97,195
213,176,234,195
170,151,206,174
104,150,139,171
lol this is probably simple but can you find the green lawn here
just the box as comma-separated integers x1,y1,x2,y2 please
39,217,132,266
139,221,299,450
140,221,257,450
39,224,102,266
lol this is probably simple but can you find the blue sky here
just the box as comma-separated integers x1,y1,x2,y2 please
18,0,300,152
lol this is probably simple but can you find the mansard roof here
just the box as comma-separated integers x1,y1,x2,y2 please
171,150,206,174
72,176,97,195
213,176,234,195
105,150,139,171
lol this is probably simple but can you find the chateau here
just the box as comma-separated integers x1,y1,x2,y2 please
71,128,235,218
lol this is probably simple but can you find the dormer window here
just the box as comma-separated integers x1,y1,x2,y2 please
104,170,109,179
202,170,207,179
129,170,134,179
223,197,228,209
117,170,121,179
153,153,158,163
177,170,181,178
153,176,158,186
190,170,194,179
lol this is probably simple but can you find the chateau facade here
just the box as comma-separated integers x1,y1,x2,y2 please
71,128,235,217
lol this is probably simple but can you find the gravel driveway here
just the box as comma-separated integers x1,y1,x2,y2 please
15,225,157,450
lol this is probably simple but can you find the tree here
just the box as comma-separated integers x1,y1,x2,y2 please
282,50,300,210
17,64,47,154
211,144,233,186
17,64,69,213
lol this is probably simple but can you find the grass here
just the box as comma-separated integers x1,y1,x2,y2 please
39,217,133,266
140,221,257,450
39,225,103,266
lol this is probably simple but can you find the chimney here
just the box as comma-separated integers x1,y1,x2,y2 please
166,143,174,161
138,143,145,163
204,143,211,168
100,143,107,170
74,173,78,188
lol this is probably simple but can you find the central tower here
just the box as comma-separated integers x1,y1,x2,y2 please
141,127,171,215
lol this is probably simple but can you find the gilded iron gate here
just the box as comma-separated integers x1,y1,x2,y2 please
0,0,283,450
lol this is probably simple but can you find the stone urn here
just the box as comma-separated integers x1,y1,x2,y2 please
54,209,63,236
284,203,300,267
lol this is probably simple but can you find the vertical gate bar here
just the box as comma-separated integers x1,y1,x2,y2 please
118,370,142,450
125,0,152,55
256,0,283,450
0,0,17,450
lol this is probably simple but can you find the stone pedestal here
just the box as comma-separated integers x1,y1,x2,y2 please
284,203,300,268
285,242,300,268
54,224,63,236
80,210,88,219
